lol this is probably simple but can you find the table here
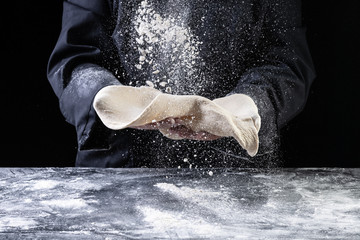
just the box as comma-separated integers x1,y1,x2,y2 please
0,168,359,239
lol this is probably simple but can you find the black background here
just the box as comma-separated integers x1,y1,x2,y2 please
2,1,359,167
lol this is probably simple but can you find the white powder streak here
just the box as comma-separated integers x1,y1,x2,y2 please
155,182,223,199
140,181,360,238
154,183,238,218
132,0,204,93
31,180,60,190
41,199,88,209
0,216,38,231
138,206,224,238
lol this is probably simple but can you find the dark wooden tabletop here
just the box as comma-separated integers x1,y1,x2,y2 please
0,168,359,239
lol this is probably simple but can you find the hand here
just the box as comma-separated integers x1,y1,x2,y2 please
133,117,221,141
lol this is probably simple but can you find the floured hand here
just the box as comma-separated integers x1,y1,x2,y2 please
133,117,221,141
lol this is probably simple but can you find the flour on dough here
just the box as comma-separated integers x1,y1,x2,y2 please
94,86,260,156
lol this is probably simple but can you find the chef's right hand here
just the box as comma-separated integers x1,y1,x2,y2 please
132,117,221,141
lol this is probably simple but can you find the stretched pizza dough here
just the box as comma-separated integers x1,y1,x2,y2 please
93,86,260,156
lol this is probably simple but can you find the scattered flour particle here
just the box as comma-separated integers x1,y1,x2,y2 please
136,37,144,45
159,81,167,87
146,80,155,88
139,56,146,62
165,86,172,93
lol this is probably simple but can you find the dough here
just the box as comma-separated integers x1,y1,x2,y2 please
93,86,260,156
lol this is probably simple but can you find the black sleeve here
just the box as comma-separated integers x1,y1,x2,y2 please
47,0,121,150
230,0,316,152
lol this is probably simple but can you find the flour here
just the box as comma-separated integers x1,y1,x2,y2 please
31,180,60,190
0,216,38,231
137,206,224,238
69,64,119,98
137,183,240,238
40,199,88,209
131,0,205,95
155,183,223,199
154,182,238,218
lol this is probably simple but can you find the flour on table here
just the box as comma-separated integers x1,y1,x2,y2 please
31,180,60,190
155,183,223,199
137,206,224,238
40,199,88,209
0,216,38,231
154,182,239,218
136,183,239,238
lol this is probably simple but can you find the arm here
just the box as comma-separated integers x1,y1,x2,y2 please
47,0,120,149
228,0,316,152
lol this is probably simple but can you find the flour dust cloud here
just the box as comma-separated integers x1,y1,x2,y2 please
130,0,209,95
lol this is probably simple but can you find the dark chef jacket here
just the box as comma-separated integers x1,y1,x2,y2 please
47,0,315,168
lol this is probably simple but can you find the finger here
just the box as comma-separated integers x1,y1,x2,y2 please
131,122,159,130
164,125,189,138
159,117,177,128
131,117,182,130
190,131,222,141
